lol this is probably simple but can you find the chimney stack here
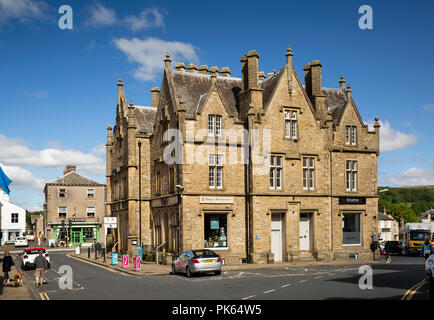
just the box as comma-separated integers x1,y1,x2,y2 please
187,63,198,73
64,165,76,175
175,63,186,72
310,60,322,96
258,71,265,81
246,50,260,89
220,67,231,77
198,65,209,74
151,87,160,108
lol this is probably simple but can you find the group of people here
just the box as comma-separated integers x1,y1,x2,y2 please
2,250,49,287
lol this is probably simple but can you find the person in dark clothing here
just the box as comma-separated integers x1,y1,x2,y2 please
34,251,48,287
384,242,391,263
2,251,14,285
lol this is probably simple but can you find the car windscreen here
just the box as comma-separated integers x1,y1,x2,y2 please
25,250,45,255
410,231,430,241
192,250,218,258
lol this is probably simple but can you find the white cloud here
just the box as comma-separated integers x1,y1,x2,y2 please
124,8,164,32
0,0,48,26
0,134,105,175
85,1,117,28
0,163,44,191
380,166,434,187
365,120,417,152
423,104,434,113
113,37,199,81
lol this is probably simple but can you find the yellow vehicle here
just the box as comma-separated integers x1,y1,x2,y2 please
403,225,432,256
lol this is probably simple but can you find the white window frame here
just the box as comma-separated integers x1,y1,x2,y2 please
59,188,66,198
302,157,315,190
87,188,95,198
284,110,298,140
270,155,282,189
11,213,18,223
209,154,223,189
346,160,358,191
58,207,67,218
208,115,222,137
346,126,357,146
86,207,95,218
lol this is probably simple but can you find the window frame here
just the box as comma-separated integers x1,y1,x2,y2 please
208,115,222,137
284,109,298,140
342,212,362,246
58,207,67,218
87,188,95,198
86,207,95,218
269,155,283,189
345,160,358,192
345,126,357,146
302,157,315,190
11,213,19,224
209,154,223,189
204,212,228,250
58,188,66,198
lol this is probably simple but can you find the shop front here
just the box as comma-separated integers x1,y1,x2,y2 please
48,221,101,247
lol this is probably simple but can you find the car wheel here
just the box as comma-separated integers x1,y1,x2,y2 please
214,271,221,276
186,266,192,278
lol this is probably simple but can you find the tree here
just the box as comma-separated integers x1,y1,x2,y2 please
388,203,418,223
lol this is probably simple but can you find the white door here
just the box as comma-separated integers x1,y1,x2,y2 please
299,214,310,251
271,214,282,262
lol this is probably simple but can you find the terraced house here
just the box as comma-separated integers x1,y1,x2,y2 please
106,46,380,264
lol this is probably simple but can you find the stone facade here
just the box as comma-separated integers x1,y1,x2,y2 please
44,166,106,247
106,46,380,263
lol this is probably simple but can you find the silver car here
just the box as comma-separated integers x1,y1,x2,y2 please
172,249,222,277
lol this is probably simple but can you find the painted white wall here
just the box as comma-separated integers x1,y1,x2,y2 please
0,190,26,244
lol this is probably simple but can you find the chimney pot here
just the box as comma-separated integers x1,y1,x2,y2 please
64,165,76,175
187,63,198,73
175,63,186,72
198,65,209,74
220,67,231,77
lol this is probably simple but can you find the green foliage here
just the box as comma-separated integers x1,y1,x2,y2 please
378,186,434,223
144,252,155,262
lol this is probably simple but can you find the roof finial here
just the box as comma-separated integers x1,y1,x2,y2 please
339,74,346,90
164,52,171,69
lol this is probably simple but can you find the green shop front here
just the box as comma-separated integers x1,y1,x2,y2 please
49,220,101,247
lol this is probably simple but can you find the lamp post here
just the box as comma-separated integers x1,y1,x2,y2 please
138,141,142,247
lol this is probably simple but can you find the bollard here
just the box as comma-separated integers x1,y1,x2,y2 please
103,248,106,262
88,247,90,258
95,247,97,260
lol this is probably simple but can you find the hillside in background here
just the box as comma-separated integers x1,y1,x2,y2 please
378,186,434,223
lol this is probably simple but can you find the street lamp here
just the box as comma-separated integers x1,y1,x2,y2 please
138,141,142,247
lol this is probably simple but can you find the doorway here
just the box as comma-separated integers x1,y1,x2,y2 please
271,213,283,262
299,213,311,251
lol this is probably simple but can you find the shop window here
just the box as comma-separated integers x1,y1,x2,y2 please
11,213,18,223
87,207,95,218
204,213,227,249
58,207,67,218
82,228,95,242
342,212,361,245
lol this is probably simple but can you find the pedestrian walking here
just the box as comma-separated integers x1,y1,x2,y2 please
2,251,14,285
34,250,48,287
37,236,41,247
385,241,391,264
420,238,433,260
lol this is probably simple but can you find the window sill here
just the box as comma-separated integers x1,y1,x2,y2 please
205,247,228,251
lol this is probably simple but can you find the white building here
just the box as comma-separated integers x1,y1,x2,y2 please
0,189,26,245
378,207,399,242
421,208,434,233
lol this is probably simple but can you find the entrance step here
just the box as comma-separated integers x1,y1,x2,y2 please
299,251,315,261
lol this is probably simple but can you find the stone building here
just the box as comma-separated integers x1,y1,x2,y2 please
44,165,106,247
106,46,380,263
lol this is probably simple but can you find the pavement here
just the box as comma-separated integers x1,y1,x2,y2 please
0,257,32,300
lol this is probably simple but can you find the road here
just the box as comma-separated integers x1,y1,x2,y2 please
13,252,429,300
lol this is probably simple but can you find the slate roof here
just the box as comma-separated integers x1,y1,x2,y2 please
134,106,157,135
378,212,396,221
46,171,104,186
165,69,348,124
323,88,348,125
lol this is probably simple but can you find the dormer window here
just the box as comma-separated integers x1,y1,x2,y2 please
345,126,357,145
284,110,297,140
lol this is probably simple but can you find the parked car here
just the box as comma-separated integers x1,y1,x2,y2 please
14,237,28,247
172,249,222,277
385,241,403,255
425,254,434,300
20,247,51,270
26,231,35,241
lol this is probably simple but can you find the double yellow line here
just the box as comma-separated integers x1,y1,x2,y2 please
39,292,50,300
401,279,426,300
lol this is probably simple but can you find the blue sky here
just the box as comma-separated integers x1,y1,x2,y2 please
0,0,433,210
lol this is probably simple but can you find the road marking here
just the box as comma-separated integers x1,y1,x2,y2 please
39,292,45,300
299,280,307,283
281,284,291,288
314,276,323,279
44,292,50,300
242,295,256,300
401,279,426,300
263,289,275,294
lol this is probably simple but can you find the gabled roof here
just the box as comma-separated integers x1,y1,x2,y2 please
134,106,157,135
170,70,242,118
323,88,347,125
378,212,396,221
261,69,284,111
46,171,104,187
422,208,434,218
